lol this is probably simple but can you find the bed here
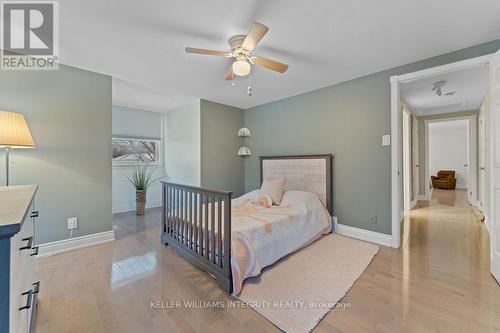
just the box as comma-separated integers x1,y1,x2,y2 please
160,154,334,294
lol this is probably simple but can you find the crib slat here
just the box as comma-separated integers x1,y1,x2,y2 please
166,187,171,235
175,188,179,238
204,195,209,260
223,196,231,272
185,191,189,246
187,192,192,249
217,198,222,268
210,197,216,263
185,191,188,246
198,195,205,256
180,190,183,243
176,188,179,240
193,193,197,250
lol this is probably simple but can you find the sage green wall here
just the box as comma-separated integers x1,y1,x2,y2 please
244,39,500,235
200,99,245,197
0,65,112,244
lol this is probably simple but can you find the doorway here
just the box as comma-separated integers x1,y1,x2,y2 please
390,51,500,284
424,116,476,203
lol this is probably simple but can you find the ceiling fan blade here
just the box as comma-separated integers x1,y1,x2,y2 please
251,56,289,73
185,47,232,57
242,22,269,51
225,65,235,80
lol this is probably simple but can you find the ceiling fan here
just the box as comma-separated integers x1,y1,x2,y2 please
185,22,289,81
432,80,457,96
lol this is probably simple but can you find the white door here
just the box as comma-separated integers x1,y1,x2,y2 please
479,100,486,210
466,117,477,205
412,114,419,203
489,49,500,283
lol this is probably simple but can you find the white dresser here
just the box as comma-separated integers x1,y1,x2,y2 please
0,185,39,333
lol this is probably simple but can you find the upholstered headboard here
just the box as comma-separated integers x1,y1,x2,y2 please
260,154,333,215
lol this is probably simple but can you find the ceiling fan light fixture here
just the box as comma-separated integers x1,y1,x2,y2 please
232,60,251,76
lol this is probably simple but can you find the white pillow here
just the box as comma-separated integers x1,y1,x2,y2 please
260,177,286,205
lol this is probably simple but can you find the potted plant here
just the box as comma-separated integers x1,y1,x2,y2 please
127,164,156,215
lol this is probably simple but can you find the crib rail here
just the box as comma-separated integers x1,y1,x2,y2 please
161,181,233,293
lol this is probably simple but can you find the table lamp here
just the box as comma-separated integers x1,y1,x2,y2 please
0,111,35,186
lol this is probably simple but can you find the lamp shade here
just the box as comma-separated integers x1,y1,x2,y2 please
238,146,251,156
0,111,35,148
237,127,251,137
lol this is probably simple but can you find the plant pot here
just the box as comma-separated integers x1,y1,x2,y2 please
136,190,147,215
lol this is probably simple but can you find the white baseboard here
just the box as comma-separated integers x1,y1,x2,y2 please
411,199,418,209
492,250,500,284
418,194,429,201
37,230,115,258
337,224,392,247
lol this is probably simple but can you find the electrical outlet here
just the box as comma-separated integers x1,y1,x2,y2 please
67,217,78,229
369,214,377,224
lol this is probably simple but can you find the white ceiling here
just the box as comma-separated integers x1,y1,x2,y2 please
429,119,468,130
58,0,500,112
401,64,489,116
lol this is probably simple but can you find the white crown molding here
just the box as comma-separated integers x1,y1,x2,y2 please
37,230,115,258
337,224,393,248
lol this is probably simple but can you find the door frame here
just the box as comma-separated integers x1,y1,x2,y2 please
390,53,493,248
402,108,412,215
423,115,477,202
478,97,488,212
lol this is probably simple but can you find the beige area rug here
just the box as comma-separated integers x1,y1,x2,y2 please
235,233,379,333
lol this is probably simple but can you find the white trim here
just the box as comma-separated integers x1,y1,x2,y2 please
337,224,393,247
390,54,492,249
418,194,429,201
411,199,418,209
390,75,401,248
398,54,493,83
402,108,412,214
36,230,115,258
423,115,477,201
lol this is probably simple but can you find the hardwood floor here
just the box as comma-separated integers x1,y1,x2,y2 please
34,189,500,332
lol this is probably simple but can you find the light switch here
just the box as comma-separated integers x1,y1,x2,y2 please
382,134,391,146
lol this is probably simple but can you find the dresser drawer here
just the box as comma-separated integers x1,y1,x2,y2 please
10,203,35,291
10,203,36,333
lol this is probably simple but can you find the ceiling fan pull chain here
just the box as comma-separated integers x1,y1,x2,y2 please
247,72,253,96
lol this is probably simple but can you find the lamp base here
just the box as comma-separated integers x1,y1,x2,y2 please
5,147,10,186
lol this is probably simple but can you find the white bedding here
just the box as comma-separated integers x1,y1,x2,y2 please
230,190,331,294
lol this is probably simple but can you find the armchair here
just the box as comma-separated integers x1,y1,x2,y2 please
431,170,457,190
